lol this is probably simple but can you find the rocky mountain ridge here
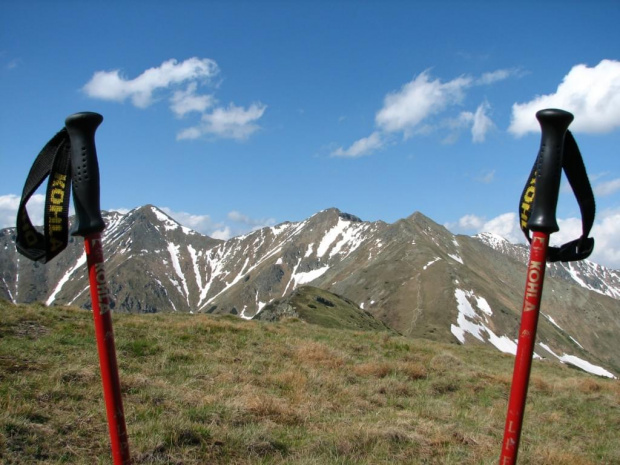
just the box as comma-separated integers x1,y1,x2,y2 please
1,205,618,378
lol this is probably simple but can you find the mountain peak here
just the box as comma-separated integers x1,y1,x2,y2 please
311,208,362,223
475,232,509,247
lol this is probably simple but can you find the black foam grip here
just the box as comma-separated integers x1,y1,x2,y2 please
527,109,574,233
64,112,106,236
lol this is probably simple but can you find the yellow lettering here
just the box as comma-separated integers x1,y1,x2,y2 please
50,188,64,205
520,177,536,229
51,173,66,189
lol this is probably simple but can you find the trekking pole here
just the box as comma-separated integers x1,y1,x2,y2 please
65,112,131,464
499,109,574,464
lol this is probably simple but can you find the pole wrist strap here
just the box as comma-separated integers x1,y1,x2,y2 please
16,129,74,263
519,130,596,262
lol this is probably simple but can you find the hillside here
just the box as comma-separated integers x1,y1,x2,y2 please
1,205,619,378
1,301,618,464
254,285,395,332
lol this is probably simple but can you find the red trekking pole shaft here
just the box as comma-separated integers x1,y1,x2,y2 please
500,231,549,463
84,233,130,463
499,109,574,464
65,113,131,464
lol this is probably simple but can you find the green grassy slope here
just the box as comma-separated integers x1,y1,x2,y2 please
256,286,395,332
1,300,618,464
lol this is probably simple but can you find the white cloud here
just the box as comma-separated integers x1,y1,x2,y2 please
178,102,267,141
335,68,514,157
211,227,232,241
176,127,202,140
476,68,524,85
471,101,494,142
550,210,620,269
84,57,266,142
170,82,214,117
589,208,620,269
480,212,523,244
202,103,267,140
442,101,494,144
458,214,485,230
594,177,620,197
331,132,385,158
0,193,44,229
509,59,620,136
375,70,472,136
83,57,219,108
160,207,225,237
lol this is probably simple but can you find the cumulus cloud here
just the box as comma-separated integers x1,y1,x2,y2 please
177,102,267,141
83,57,267,141
375,70,472,136
170,82,214,117
83,57,219,108
0,193,44,229
509,59,620,136
334,68,515,157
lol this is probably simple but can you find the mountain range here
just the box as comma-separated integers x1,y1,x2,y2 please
1,205,618,378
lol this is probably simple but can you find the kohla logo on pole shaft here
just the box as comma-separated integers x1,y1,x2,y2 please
87,236,112,315
523,236,546,312
94,261,111,315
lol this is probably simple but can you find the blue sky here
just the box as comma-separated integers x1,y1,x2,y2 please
2,1,620,268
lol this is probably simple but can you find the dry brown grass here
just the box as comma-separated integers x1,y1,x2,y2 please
1,301,619,464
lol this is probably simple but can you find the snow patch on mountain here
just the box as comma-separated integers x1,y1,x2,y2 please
294,265,330,286
423,258,441,270
451,288,520,356
46,252,86,305
167,242,189,304
539,343,616,378
559,354,616,379
317,218,348,257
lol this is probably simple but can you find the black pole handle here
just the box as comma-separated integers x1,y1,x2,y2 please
64,112,106,237
526,109,574,234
